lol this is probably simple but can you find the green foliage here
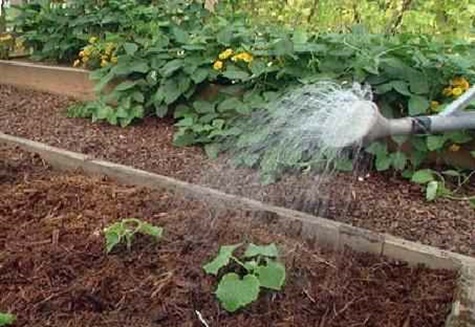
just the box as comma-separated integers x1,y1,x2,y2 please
103,218,163,253
13,0,475,195
203,242,286,312
0,313,15,326
411,168,475,203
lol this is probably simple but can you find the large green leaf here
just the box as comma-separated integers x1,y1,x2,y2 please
411,169,435,184
222,70,250,80
390,152,407,171
123,42,138,55
426,181,439,201
160,59,183,77
203,243,242,275
215,273,260,313
243,243,279,258
408,95,430,116
426,135,447,151
255,261,286,290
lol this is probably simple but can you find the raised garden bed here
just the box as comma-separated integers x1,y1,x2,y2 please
0,83,474,258
1,143,474,326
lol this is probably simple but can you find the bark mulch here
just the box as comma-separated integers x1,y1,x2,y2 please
0,144,458,327
0,84,474,257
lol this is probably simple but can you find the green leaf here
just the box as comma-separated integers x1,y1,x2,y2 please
391,80,412,96
218,98,243,112
375,153,391,171
292,29,308,44
217,28,233,45
114,80,139,92
222,70,250,81
172,26,189,44
204,144,220,159
155,105,168,118
244,243,279,258
273,38,294,56
194,100,215,114
160,59,183,77
411,169,435,184
446,131,472,144
243,260,259,272
0,313,15,326
255,261,286,290
215,273,260,313
191,68,209,84
409,75,429,94
442,170,461,177
365,142,387,156
426,181,439,201
138,223,163,240
203,243,242,275
390,152,407,171
123,42,138,55
105,230,121,253
426,135,447,151
408,96,430,116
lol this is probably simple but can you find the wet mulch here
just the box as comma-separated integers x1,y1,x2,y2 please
0,145,458,326
0,84,474,257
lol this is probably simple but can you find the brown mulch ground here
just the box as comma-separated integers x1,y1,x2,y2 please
0,84,474,257
0,145,458,326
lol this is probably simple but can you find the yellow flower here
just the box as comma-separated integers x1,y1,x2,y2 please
105,43,115,55
73,59,81,67
100,59,108,67
101,55,109,60
110,56,118,64
88,36,98,44
448,144,461,152
79,50,85,57
451,87,463,97
218,48,234,60
231,52,254,63
430,101,439,111
451,76,470,91
213,60,224,70
442,87,452,97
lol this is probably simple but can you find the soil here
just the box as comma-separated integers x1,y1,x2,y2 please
0,144,458,326
0,84,474,257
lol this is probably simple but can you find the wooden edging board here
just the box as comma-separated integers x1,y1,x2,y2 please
0,59,95,100
0,132,474,326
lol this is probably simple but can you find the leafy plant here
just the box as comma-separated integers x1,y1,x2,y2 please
103,218,163,253
411,168,475,205
203,243,286,312
0,312,15,326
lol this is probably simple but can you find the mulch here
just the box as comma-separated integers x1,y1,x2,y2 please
0,84,474,257
0,144,458,326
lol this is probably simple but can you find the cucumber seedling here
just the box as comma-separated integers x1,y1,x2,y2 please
203,243,286,312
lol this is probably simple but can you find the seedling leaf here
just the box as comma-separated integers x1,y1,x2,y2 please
0,313,15,326
411,169,434,184
105,231,121,253
215,273,260,312
255,261,286,290
243,243,279,258
138,223,163,240
426,181,439,201
203,243,242,275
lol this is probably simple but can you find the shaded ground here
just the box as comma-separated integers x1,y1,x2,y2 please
0,145,458,326
0,84,474,256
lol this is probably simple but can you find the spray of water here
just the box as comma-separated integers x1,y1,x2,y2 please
198,81,374,217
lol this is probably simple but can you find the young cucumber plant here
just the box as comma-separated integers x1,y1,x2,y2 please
0,313,15,326
411,168,475,206
103,218,163,253
203,243,286,313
